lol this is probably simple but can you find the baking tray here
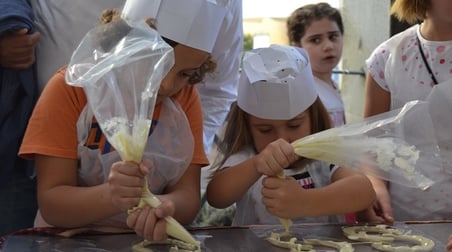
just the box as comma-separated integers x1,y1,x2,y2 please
2,222,450,251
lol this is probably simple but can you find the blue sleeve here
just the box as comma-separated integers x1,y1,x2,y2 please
0,0,34,34
0,0,37,183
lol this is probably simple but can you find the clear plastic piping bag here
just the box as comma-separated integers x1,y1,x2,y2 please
292,100,442,190
66,19,174,163
426,79,452,176
65,19,200,247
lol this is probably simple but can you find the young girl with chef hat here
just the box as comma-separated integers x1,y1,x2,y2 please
206,44,375,225
19,0,228,242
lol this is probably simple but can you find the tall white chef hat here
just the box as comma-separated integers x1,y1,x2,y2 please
121,0,227,53
237,45,318,120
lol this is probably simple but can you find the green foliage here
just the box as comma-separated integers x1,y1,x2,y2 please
192,203,235,227
243,33,254,52
241,33,254,66
192,190,236,227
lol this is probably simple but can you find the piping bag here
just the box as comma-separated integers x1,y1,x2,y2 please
291,100,441,190
279,100,441,236
65,17,198,246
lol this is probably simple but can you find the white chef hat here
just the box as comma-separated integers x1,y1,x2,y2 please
121,0,227,53
237,45,318,120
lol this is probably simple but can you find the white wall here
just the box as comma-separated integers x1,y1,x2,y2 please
340,0,390,122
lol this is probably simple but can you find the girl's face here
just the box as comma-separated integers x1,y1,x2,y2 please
249,111,311,153
299,17,343,75
157,45,209,103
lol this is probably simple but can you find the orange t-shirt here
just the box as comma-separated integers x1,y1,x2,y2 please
19,67,208,166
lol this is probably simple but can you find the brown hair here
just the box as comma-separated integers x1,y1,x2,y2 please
390,0,431,24
210,97,332,176
97,9,131,51
98,9,216,85
287,2,344,46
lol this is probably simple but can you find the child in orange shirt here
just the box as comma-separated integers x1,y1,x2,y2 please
19,0,227,242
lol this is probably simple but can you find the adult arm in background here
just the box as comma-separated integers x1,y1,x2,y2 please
0,0,40,177
0,28,39,69
0,0,40,70
196,0,243,154
356,74,394,225
0,0,40,234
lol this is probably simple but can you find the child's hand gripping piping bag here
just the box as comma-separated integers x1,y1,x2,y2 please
128,177,200,247
276,171,294,239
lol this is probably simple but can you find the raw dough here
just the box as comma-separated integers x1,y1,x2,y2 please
266,232,354,252
132,238,201,252
342,225,435,252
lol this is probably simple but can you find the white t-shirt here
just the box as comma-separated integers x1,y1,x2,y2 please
221,147,343,226
315,77,345,127
366,24,452,221
366,24,452,109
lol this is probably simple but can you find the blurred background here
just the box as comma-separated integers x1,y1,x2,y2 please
242,0,401,123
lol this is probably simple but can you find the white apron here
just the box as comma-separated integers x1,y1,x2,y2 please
34,98,194,227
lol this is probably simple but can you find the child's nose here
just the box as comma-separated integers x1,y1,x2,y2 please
276,130,292,142
323,40,334,50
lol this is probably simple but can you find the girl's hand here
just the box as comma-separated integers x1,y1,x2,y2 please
127,200,175,241
446,234,452,251
356,179,394,225
261,176,303,219
254,139,298,177
108,161,149,211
